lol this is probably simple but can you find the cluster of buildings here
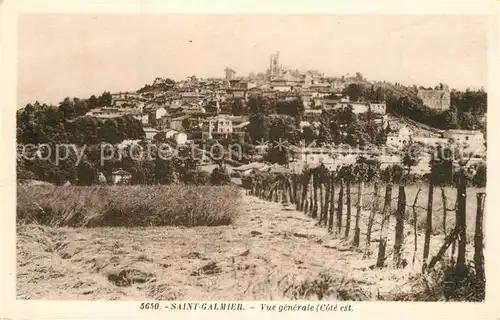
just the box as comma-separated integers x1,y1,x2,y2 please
82,52,379,145
386,125,485,155
81,52,484,175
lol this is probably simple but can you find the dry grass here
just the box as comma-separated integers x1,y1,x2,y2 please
381,260,485,302
16,187,484,301
17,184,241,227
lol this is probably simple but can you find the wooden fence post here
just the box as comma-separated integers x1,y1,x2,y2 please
282,180,289,205
319,180,324,224
455,170,467,278
376,183,393,268
308,175,314,216
412,187,422,266
366,182,380,254
422,180,434,271
304,175,310,214
345,181,352,238
337,179,344,235
428,228,460,269
300,173,309,212
353,181,364,247
474,192,486,282
394,185,406,267
312,173,319,219
328,178,335,232
323,178,331,227
441,186,448,236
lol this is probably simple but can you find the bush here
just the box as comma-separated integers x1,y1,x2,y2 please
230,171,241,178
241,175,253,189
472,164,486,188
210,166,231,186
181,169,210,185
17,184,241,227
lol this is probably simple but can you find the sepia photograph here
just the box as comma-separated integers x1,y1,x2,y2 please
10,5,494,307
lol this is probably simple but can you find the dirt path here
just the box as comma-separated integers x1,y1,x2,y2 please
17,193,437,300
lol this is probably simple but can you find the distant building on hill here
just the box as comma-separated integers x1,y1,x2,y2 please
201,115,233,139
225,68,236,81
417,85,451,111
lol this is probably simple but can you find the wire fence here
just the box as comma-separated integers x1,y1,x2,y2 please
245,172,486,280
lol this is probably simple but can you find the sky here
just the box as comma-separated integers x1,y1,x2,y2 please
17,14,488,107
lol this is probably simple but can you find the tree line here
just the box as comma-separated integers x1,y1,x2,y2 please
17,92,145,145
17,141,232,187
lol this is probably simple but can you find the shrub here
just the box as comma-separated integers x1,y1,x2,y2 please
17,184,241,227
472,164,486,188
241,175,253,189
210,166,231,186
181,169,210,185
230,171,241,178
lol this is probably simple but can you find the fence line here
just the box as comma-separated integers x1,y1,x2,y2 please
245,171,486,279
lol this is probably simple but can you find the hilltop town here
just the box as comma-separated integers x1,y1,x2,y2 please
17,52,487,184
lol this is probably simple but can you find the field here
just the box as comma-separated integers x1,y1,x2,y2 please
16,183,485,300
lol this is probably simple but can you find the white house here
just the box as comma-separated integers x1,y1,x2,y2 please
173,132,188,145
143,127,159,140
111,169,132,184
369,103,386,114
155,107,168,119
386,126,414,150
442,129,485,155
164,129,188,145
201,115,233,139
332,102,370,114
132,113,149,126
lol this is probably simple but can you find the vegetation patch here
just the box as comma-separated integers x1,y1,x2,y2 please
17,184,241,227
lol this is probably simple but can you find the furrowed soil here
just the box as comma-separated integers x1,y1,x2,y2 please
17,192,468,300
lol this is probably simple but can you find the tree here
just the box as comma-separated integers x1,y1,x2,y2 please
248,95,275,115
248,113,271,143
301,126,317,145
268,115,300,144
128,159,155,185
276,98,305,122
401,142,421,173
231,99,245,116
88,95,99,107
98,91,113,107
76,160,99,186
98,119,122,144
263,145,290,165
429,145,454,186
59,97,76,120
154,157,178,184
342,83,368,102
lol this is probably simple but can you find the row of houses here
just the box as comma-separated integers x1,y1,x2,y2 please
386,126,486,156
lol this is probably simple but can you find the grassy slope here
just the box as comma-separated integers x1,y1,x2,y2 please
17,186,482,300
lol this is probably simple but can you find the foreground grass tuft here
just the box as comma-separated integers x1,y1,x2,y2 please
382,260,485,301
17,184,241,227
